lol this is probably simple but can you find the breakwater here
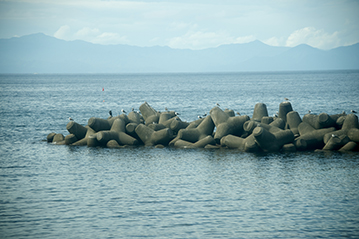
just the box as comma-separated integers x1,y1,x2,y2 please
47,101,359,152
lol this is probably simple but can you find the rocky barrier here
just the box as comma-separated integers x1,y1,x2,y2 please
47,101,359,153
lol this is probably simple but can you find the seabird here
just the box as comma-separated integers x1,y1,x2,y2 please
308,110,311,114
216,103,220,107
236,112,241,116
165,107,168,111
121,109,127,114
203,113,207,117
109,110,112,117
198,115,202,119
284,98,289,101
131,108,134,112
332,134,338,138
351,110,357,114
273,114,278,118
175,112,180,116
68,117,74,121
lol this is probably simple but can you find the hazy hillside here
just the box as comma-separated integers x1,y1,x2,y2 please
0,33,358,73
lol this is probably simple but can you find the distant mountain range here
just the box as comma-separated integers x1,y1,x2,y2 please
0,33,358,73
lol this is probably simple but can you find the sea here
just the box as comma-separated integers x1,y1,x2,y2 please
0,70,359,238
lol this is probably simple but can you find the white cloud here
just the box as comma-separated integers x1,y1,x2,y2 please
54,25,71,40
286,27,341,50
233,35,256,44
168,30,256,49
74,27,101,41
53,25,128,45
263,37,283,47
92,32,129,45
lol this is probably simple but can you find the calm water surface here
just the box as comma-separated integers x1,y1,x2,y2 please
1,71,359,238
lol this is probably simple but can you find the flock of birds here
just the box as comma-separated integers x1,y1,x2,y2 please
69,98,357,122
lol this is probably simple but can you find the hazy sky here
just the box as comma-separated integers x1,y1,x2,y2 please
0,0,358,50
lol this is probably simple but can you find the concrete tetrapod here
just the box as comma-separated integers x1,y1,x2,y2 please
174,135,216,148
347,128,359,143
323,114,359,144
127,111,141,124
210,106,250,144
253,126,294,152
169,115,215,146
278,101,293,124
72,126,96,146
139,102,159,125
252,103,268,122
322,135,350,151
286,111,302,135
338,141,359,152
261,116,274,125
64,134,78,145
125,111,142,139
95,118,139,146
66,121,88,140
302,113,342,130
88,117,111,132
135,124,173,146
52,133,65,144
170,118,189,134
270,118,286,130
158,113,180,129
47,132,56,142
220,134,260,152
295,122,336,150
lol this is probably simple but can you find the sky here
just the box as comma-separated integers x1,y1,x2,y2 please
0,0,358,50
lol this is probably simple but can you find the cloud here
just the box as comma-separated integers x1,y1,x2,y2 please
53,25,128,45
263,37,283,47
92,32,129,45
74,27,101,40
54,25,71,40
168,30,256,49
286,27,341,50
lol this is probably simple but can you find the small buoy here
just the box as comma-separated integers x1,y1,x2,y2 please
102,87,104,91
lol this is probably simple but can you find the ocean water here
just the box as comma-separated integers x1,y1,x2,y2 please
1,71,359,238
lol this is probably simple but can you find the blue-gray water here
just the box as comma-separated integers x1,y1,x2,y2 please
1,71,359,238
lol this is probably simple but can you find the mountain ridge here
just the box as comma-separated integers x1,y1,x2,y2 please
0,33,358,73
